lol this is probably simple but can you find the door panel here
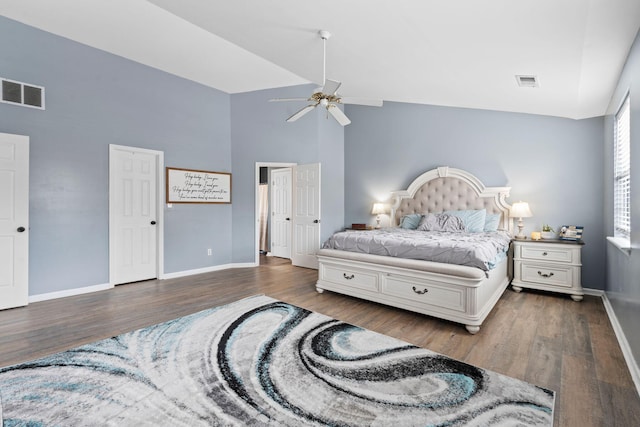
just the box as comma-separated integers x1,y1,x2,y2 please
292,163,321,269
270,168,291,259
0,133,29,310
110,147,158,284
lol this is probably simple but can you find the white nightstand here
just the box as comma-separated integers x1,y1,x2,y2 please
511,239,584,301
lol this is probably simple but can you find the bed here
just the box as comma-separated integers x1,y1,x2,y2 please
315,166,513,334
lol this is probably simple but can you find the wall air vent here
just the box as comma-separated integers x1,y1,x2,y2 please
515,75,539,88
1,78,45,109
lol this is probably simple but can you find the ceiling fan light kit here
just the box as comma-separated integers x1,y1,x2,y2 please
269,30,382,126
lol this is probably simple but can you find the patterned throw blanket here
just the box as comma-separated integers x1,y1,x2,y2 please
322,228,512,271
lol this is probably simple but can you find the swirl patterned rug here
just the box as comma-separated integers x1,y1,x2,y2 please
0,295,554,426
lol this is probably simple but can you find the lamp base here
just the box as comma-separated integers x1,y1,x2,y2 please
514,218,526,240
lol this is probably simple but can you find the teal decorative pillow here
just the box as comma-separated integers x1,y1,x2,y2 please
399,214,422,229
444,209,487,233
484,213,501,232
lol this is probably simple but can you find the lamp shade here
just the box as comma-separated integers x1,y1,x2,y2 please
371,203,387,215
510,201,533,218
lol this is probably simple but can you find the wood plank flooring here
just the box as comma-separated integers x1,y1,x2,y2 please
1,256,639,426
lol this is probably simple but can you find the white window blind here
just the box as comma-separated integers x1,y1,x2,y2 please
614,95,631,239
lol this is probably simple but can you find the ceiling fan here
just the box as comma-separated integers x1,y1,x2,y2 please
269,30,383,126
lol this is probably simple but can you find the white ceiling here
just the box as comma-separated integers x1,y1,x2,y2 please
2,0,639,119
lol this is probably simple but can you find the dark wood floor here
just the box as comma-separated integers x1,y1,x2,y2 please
1,256,638,426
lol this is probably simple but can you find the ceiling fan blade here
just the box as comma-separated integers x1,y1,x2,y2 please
286,104,317,122
338,97,383,107
327,104,351,126
322,79,341,95
269,97,309,102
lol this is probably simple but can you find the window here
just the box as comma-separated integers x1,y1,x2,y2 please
614,94,631,240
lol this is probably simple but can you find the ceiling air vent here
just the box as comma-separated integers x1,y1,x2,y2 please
515,75,539,88
1,77,45,109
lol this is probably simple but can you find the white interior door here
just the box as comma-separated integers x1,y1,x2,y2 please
110,146,159,285
291,163,321,269
0,133,29,310
270,168,292,259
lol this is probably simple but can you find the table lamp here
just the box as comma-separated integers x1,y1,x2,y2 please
371,203,387,229
510,201,533,239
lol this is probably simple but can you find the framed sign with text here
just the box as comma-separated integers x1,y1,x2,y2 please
166,167,231,204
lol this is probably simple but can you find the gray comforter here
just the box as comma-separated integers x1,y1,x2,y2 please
322,228,512,271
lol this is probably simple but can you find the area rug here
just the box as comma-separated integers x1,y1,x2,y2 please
0,295,554,426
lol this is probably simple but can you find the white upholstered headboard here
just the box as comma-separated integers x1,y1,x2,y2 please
390,166,513,231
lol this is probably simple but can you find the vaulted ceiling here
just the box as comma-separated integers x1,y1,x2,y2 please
3,0,640,119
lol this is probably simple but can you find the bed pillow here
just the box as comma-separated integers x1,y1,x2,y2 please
444,209,487,233
417,213,466,232
399,213,422,229
484,213,501,232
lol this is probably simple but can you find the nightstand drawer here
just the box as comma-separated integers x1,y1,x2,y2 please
519,263,574,288
322,264,379,292
520,245,573,263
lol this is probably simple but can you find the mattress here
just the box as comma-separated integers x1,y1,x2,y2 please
321,228,511,271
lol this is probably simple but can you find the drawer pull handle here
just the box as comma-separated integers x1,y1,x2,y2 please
538,271,554,278
343,273,355,280
542,252,548,256
412,286,429,295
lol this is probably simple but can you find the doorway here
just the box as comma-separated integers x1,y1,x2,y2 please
254,162,321,269
109,144,164,285
255,162,295,265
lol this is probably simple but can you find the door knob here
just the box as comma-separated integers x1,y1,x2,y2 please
150,221,157,225
285,218,290,221
17,226,26,232
313,219,320,223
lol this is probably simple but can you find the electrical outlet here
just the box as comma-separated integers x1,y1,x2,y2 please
207,248,212,256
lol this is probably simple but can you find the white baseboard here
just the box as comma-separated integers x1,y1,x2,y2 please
29,282,113,303
582,287,604,297
230,262,259,269
161,262,257,280
597,290,640,396
28,262,259,303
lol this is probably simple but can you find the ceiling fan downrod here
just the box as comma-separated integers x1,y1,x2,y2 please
318,30,331,84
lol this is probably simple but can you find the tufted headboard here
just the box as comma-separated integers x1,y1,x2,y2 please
390,166,513,231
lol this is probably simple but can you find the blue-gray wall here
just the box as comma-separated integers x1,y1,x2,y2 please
344,102,605,290
5,15,638,379
1,16,344,297
0,16,232,295
230,85,345,263
604,29,640,366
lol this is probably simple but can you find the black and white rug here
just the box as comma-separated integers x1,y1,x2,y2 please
0,295,554,426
